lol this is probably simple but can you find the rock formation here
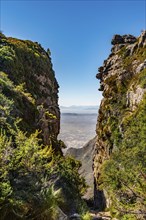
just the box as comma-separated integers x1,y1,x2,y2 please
93,31,146,218
0,33,60,149
0,33,89,219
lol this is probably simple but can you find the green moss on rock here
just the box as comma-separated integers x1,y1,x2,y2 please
0,35,60,145
94,32,146,218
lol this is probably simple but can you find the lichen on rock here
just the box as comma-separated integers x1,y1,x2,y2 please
0,33,60,148
93,31,146,219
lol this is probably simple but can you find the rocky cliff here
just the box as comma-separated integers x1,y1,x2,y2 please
0,33,89,219
0,33,60,149
93,31,146,219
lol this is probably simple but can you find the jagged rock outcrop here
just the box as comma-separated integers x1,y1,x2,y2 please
0,33,60,149
93,31,146,217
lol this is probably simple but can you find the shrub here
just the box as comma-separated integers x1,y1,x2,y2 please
99,95,146,219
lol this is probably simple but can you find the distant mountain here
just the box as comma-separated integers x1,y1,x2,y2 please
66,136,97,200
60,105,99,114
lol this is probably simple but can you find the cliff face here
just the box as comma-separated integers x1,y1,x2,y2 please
0,34,89,219
93,31,146,217
0,33,60,148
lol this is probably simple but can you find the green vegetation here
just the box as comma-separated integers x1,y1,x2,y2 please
118,44,146,72
0,71,36,134
0,34,59,138
81,212,92,220
0,34,56,99
98,40,146,219
0,128,61,219
0,127,87,219
133,68,146,89
100,96,146,219
0,34,89,219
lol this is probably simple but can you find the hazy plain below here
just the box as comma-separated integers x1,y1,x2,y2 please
58,106,98,150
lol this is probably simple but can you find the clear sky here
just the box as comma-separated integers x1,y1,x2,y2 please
0,0,145,106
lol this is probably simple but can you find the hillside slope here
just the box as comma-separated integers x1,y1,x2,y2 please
66,136,96,200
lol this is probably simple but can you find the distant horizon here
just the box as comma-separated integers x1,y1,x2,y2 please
60,105,99,114
60,104,99,107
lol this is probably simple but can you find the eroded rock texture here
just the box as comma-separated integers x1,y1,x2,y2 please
93,31,146,210
0,33,60,148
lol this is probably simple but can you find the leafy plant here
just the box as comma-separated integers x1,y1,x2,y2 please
81,212,92,220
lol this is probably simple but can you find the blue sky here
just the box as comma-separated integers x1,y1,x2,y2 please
1,0,145,106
